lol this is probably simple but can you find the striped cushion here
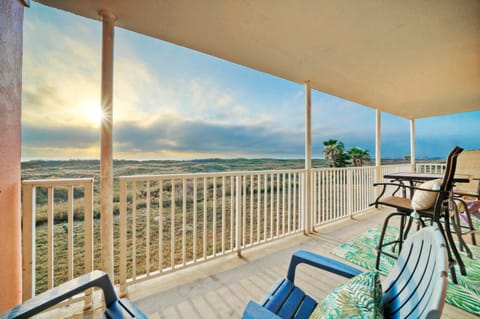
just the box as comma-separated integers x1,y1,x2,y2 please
309,271,383,319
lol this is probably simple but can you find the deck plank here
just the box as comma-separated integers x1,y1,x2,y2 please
128,207,478,319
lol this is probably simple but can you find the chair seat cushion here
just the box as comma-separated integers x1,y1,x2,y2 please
380,196,412,210
411,179,441,210
309,271,383,319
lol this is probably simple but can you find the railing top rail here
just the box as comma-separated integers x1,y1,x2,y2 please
118,168,306,182
118,164,415,182
311,163,410,172
22,178,94,187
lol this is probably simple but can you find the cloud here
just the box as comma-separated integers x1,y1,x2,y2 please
25,5,479,160
114,116,304,156
23,125,98,148
21,114,306,158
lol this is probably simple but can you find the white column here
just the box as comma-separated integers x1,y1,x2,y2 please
304,81,312,234
410,118,416,172
100,10,115,280
375,110,382,189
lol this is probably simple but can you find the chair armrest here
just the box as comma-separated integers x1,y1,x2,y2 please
105,299,148,319
373,182,444,194
243,301,282,319
286,250,362,283
454,189,480,198
0,270,145,319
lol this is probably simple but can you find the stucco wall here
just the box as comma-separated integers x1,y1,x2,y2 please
0,0,24,311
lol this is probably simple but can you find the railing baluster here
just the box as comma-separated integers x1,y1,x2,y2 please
312,171,317,225
276,173,280,238
235,176,241,256
293,173,297,231
250,174,254,245
322,170,326,223
288,173,291,233
270,173,274,239
230,176,234,251
171,179,176,268
83,181,94,307
263,174,267,241
257,174,261,243
182,178,186,265
242,175,246,247
47,186,54,289
282,173,286,236
222,176,226,253
67,185,74,280
132,182,137,279
193,178,197,262
203,177,207,259
158,180,164,272
146,180,151,274
119,180,127,296
213,177,217,256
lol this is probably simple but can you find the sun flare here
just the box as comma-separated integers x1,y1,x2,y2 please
82,102,104,126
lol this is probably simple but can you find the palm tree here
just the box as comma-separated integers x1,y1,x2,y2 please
347,147,370,166
323,139,349,167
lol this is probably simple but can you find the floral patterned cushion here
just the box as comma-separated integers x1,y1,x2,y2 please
309,271,384,319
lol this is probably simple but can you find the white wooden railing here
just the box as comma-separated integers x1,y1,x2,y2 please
117,169,305,294
21,178,94,307
21,163,422,299
416,162,446,174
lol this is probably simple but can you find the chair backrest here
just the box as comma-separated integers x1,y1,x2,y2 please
381,226,448,319
432,146,463,219
455,150,480,196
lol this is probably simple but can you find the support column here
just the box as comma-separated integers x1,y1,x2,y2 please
304,81,312,234
100,10,115,280
0,0,24,311
375,110,382,193
410,118,416,172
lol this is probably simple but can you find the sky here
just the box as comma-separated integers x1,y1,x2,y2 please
21,4,480,160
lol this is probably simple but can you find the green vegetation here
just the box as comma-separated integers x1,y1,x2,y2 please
347,147,371,167
322,140,371,167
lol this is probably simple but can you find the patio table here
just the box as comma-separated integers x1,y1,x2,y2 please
383,172,470,184
383,172,470,198
383,171,473,261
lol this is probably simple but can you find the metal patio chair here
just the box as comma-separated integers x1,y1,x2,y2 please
372,146,465,283
0,270,147,319
243,226,448,319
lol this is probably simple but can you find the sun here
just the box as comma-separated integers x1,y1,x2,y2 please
82,102,104,126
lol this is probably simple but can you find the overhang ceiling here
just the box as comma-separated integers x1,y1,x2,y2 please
34,0,480,119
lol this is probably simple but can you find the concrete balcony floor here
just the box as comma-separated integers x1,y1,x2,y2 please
127,207,475,319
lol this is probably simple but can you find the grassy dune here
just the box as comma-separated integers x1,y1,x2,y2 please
23,157,411,293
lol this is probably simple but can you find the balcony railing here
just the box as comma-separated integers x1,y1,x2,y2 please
416,162,446,174
117,169,305,294
21,178,94,308
21,163,416,301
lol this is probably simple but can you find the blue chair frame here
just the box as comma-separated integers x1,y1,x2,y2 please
243,226,448,319
0,270,147,319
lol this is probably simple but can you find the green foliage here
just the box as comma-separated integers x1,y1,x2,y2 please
347,147,371,167
323,139,351,167
323,140,371,167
